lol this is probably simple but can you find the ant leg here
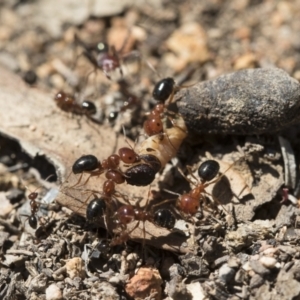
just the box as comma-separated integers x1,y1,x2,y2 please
122,125,135,150
77,170,104,188
177,167,195,186
68,173,84,189
76,191,99,215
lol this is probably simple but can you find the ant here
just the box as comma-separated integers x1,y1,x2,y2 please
74,33,135,81
106,79,140,125
110,200,176,246
69,148,135,188
20,175,55,230
54,91,97,117
22,190,39,229
177,159,224,216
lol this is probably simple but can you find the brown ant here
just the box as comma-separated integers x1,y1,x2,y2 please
69,149,134,187
110,195,176,246
20,174,55,230
54,91,97,117
21,190,39,229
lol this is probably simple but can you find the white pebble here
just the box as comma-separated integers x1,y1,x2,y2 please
46,284,62,300
260,256,277,269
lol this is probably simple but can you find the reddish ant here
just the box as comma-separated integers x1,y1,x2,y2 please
54,91,97,118
20,176,54,230
110,196,176,246
21,190,39,229
177,160,221,216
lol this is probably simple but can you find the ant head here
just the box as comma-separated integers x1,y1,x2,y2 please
28,216,38,229
115,205,135,225
198,160,220,182
118,147,139,164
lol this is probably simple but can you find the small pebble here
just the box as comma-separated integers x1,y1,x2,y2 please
65,257,85,279
23,70,38,85
260,256,277,269
45,284,62,300
249,260,270,276
249,274,264,289
6,188,24,204
219,264,236,283
125,267,163,300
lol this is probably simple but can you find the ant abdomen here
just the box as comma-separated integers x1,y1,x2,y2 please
81,100,97,115
124,154,161,186
28,216,38,229
198,160,220,182
72,155,101,174
86,197,107,224
152,78,176,103
153,208,176,230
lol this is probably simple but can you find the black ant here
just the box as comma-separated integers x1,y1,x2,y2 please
54,91,97,117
